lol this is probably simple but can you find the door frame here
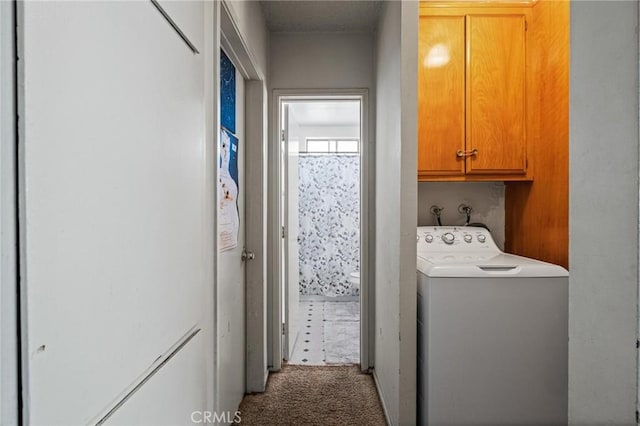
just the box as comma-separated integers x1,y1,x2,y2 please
280,103,300,362
270,89,370,372
1,0,20,423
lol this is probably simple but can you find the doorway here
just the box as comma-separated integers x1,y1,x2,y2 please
275,93,369,369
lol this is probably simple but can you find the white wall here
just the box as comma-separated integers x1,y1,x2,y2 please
19,2,212,423
374,1,418,424
417,182,505,249
569,1,639,424
269,32,374,91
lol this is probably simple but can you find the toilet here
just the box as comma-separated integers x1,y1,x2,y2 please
349,271,360,292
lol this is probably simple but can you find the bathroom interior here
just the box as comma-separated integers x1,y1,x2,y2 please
285,100,362,365
284,101,508,366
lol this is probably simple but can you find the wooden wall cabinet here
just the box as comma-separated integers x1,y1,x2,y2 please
418,5,533,181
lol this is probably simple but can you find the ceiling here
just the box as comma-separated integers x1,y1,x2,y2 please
289,101,360,127
260,1,383,33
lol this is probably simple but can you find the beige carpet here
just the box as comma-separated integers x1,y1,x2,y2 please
235,365,387,425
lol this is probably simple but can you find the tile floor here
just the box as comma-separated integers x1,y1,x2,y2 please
289,300,360,365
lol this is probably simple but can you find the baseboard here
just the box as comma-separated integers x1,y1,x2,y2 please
248,369,268,394
372,368,393,426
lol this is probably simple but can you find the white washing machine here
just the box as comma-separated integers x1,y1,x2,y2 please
416,226,568,426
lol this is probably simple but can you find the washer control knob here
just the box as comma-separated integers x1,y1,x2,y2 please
442,232,455,245
477,234,486,243
425,234,434,243
463,234,472,243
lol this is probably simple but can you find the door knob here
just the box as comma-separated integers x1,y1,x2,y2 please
241,249,255,261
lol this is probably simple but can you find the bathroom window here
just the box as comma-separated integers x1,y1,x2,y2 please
306,139,330,153
303,138,359,154
336,140,358,153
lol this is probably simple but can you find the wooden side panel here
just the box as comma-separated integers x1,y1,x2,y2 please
467,14,527,175
418,15,466,177
505,0,569,268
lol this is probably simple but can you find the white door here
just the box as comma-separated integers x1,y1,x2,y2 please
282,105,300,360
217,65,246,414
19,2,208,423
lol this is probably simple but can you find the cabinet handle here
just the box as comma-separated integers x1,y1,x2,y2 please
456,149,478,158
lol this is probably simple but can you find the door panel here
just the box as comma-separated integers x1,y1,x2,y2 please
105,333,206,425
418,15,466,177
20,2,206,422
217,67,245,414
467,14,527,175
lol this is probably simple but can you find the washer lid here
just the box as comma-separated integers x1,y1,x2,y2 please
417,253,568,278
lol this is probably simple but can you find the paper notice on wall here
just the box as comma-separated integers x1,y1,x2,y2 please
219,127,239,252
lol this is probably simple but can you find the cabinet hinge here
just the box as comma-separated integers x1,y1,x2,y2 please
281,226,286,239
281,130,285,142
282,322,286,335
636,339,639,349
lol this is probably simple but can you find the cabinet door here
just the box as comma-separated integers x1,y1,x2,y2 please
418,15,466,177
466,14,527,175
